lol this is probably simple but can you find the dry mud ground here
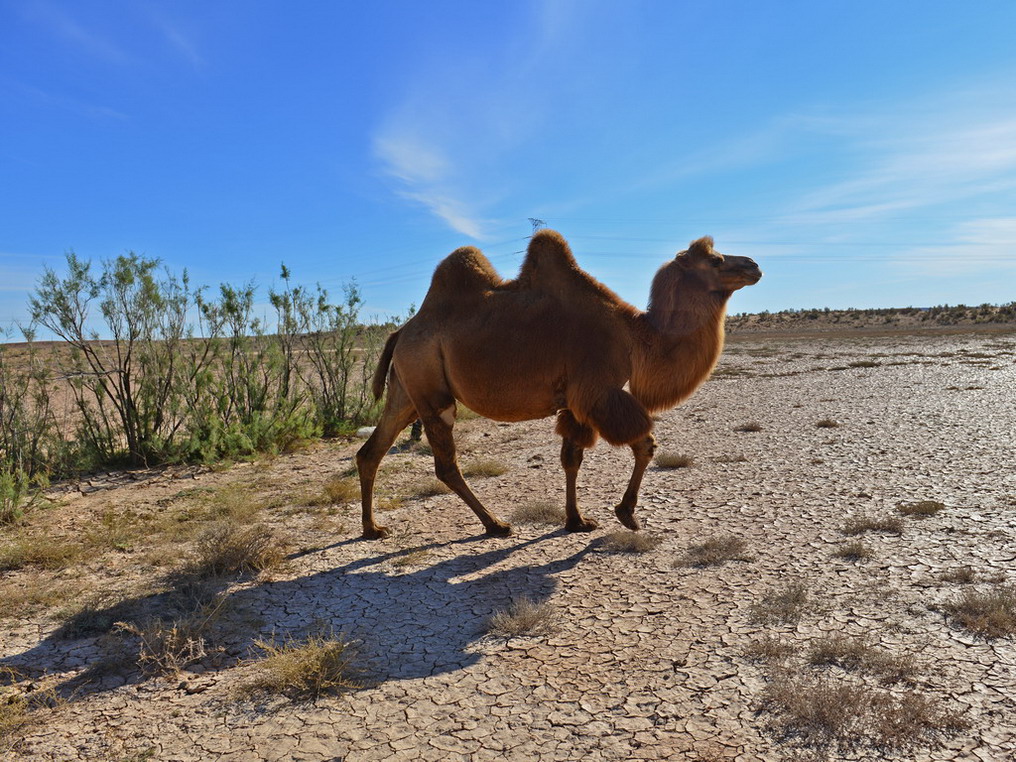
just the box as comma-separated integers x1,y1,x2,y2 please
3,329,1016,761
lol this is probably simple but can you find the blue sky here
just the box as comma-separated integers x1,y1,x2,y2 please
3,1,1016,335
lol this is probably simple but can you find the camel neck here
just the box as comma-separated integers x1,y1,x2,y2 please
630,296,727,412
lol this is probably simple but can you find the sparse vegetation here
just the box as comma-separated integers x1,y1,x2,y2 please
806,634,916,683
676,535,752,567
744,636,796,663
940,586,1016,638
240,628,364,699
938,566,977,584
510,501,565,526
462,459,508,478
816,418,839,428
114,592,230,675
842,515,903,536
190,522,285,577
751,582,809,624
0,668,61,745
735,421,763,432
486,597,557,638
760,674,966,751
898,500,945,518
655,451,694,468
712,453,748,463
406,478,452,498
834,542,873,561
601,530,662,554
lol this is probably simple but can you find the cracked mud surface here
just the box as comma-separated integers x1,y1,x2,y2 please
3,330,1015,761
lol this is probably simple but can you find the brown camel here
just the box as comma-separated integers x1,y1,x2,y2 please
356,230,761,539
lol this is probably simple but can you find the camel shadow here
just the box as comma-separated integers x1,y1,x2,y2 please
2,530,595,701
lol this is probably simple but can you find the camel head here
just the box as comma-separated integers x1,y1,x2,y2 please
674,236,762,295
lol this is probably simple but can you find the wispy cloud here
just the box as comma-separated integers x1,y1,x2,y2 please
145,6,204,70
25,1,129,64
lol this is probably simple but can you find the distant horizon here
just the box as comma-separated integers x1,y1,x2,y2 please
4,2,1016,329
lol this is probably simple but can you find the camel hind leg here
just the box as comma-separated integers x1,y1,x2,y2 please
356,373,418,540
556,410,599,532
421,408,512,538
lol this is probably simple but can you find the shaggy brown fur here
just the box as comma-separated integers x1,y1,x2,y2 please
356,230,761,539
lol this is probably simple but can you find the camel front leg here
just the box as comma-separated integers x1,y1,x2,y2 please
356,375,418,540
422,411,512,538
561,437,598,532
614,433,656,531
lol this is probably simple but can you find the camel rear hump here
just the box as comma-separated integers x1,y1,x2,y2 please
423,246,504,305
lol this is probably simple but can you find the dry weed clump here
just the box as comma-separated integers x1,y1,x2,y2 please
806,635,916,683
816,418,840,428
940,586,1016,638
240,629,363,700
0,535,83,572
833,542,873,561
601,530,663,554
510,501,565,526
842,515,903,536
751,582,809,624
406,478,452,498
655,452,694,469
743,635,796,664
191,522,285,577
735,422,763,433
486,597,557,638
462,459,508,478
897,500,945,518
760,674,966,752
712,454,748,463
676,535,752,567
114,593,229,675
0,668,62,746
937,566,977,584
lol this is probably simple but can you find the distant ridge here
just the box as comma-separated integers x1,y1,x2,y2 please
726,302,1016,335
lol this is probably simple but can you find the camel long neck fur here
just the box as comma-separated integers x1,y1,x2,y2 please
630,273,728,413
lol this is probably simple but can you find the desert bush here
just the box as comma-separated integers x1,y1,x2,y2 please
898,500,945,517
834,542,873,561
114,593,229,675
487,597,557,637
190,522,285,577
751,582,809,624
842,515,903,536
676,535,752,567
940,586,1016,638
655,452,694,468
601,530,662,554
241,628,364,699
510,501,565,526
462,459,508,477
806,635,916,683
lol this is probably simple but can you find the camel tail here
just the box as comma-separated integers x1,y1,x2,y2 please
372,330,400,400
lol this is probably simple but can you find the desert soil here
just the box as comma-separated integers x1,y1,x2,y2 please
3,329,1016,761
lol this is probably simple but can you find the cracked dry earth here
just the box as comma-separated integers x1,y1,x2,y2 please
3,330,1016,761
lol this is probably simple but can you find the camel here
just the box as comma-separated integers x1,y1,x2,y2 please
356,230,761,539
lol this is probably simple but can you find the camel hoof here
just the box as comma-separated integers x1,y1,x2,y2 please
485,522,513,538
565,517,599,533
362,525,391,540
614,506,641,531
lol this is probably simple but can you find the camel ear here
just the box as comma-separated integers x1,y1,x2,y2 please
683,236,715,260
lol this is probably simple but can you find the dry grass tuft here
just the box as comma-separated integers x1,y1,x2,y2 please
744,635,796,663
735,421,763,433
115,593,229,675
462,459,508,478
938,566,977,584
655,452,694,469
0,536,83,572
191,522,285,577
240,629,363,699
0,667,62,745
842,515,903,536
486,597,557,638
848,360,881,368
806,635,917,683
510,501,565,526
601,530,663,554
712,454,748,463
406,478,452,498
816,418,840,428
898,500,945,518
751,582,809,624
940,586,1016,638
834,542,873,561
677,535,752,567
760,675,966,751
